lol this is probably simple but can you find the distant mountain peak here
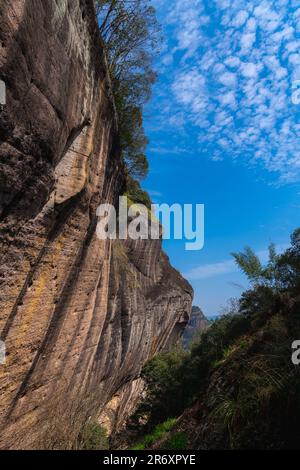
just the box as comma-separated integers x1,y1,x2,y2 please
182,306,210,348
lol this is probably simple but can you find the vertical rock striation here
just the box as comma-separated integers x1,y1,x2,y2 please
0,0,193,449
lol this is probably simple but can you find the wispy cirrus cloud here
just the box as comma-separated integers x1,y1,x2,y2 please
151,0,300,184
184,259,237,280
184,243,289,281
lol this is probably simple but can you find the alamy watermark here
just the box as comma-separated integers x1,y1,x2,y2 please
0,79,6,106
0,340,6,365
96,197,204,251
292,340,300,365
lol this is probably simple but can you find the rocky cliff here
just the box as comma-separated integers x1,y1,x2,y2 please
182,306,209,348
0,0,193,449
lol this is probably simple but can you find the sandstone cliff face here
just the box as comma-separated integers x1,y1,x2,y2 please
0,0,193,449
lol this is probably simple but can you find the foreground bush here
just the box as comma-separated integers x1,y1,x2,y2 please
78,422,109,450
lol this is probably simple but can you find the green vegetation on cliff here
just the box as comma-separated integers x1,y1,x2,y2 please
95,0,160,182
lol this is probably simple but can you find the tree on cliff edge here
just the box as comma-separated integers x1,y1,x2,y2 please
95,0,161,181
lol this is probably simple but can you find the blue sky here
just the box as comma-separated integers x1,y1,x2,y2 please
143,0,300,317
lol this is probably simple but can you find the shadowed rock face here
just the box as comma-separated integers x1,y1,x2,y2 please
0,0,193,449
182,306,209,348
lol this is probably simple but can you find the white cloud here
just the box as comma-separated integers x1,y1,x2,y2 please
172,69,208,113
240,62,259,77
184,260,237,280
218,71,237,87
148,190,163,197
218,91,237,108
166,0,207,58
153,0,300,184
185,243,289,281
246,17,257,32
240,33,256,54
232,10,249,28
224,56,241,68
